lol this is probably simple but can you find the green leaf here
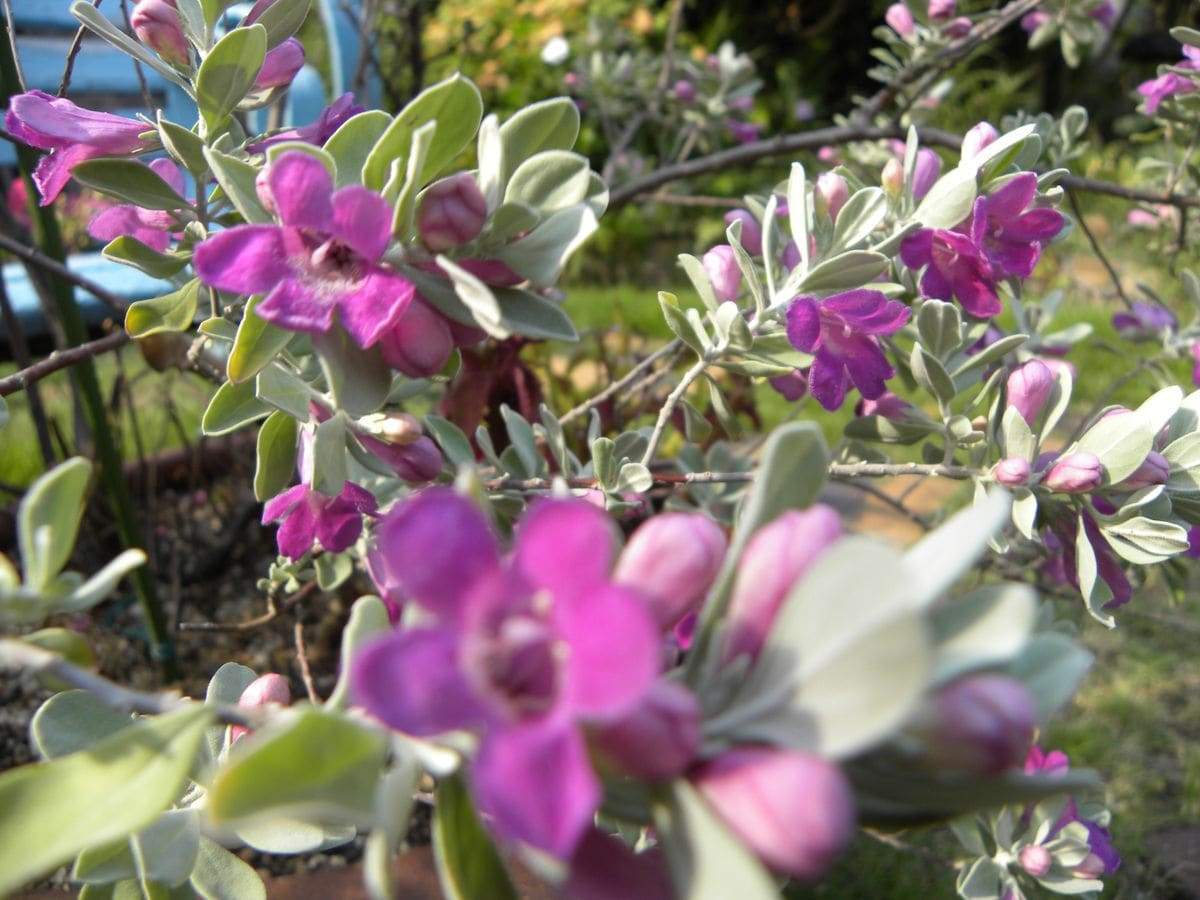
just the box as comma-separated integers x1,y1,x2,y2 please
0,704,213,896
1102,516,1190,564
71,1,192,91
731,422,829,555
72,160,188,211
615,462,653,493
196,25,268,134
786,162,811,275
910,345,956,404
313,329,391,417
208,708,388,826
126,281,200,337
103,237,188,280
504,150,592,215
190,837,266,900
904,490,1011,607
913,166,977,229
494,286,578,342
1001,406,1036,461
31,690,133,759
680,398,713,443
256,364,312,420
204,662,257,762
390,121,437,232
1073,515,1114,627
425,415,477,469
252,0,311,48
497,204,599,287
654,780,779,900
311,414,349,497
1073,413,1154,486
500,404,541,478
591,436,617,489
20,628,96,684
678,253,719,313
498,98,580,185
363,74,483,191
227,296,293,383
432,772,518,900
795,251,888,295
915,299,962,359
201,379,271,436
705,377,741,439
204,147,272,223
1010,633,1094,722
930,583,1037,684
325,596,392,711
75,809,199,888
324,111,394,189
658,292,707,353
254,412,299,501
830,187,888,252
18,457,92,592
950,333,1028,379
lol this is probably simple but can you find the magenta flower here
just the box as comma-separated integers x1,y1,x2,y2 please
87,158,185,253
769,370,808,402
900,227,1001,318
910,674,1036,775
1006,359,1054,425
703,244,741,303
968,174,1064,279
1113,300,1177,339
1138,46,1200,114
194,152,414,348
885,3,916,37
248,92,364,151
131,0,189,66
723,208,763,255
1049,511,1132,609
352,490,660,857
5,91,155,204
727,120,761,144
255,37,305,90
785,289,911,411
911,148,942,201
417,172,488,252
263,480,377,560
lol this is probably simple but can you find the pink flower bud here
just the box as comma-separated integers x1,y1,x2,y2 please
723,209,763,256
941,16,972,37
814,172,849,222
1122,450,1169,489
911,674,1036,775
1073,853,1107,878
377,297,454,377
886,3,916,37
1006,359,1054,425
131,0,189,67
781,238,802,272
927,0,956,21
702,244,741,303
1020,845,1052,877
255,165,277,216
993,456,1032,486
961,121,999,163
1021,10,1051,33
725,506,842,663
691,748,855,880
418,173,488,252
591,680,701,781
614,512,727,630
1043,452,1103,493
672,79,696,102
912,148,941,200
881,157,905,196
255,38,305,90
229,673,291,743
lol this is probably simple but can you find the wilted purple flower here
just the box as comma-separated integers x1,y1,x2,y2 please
1043,452,1103,493
194,152,414,348
724,505,842,662
1007,359,1054,425
970,174,1064,279
814,172,849,222
1138,46,1200,114
723,208,763,256
691,748,855,880
87,158,185,252
910,674,1036,774
927,0,956,21
131,0,189,66
1112,300,1177,339
352,491,660,857
255,37,305,89
613,512,727,631
702,244,742,303
769,370,808,402
785,289,911,411
228,673,291,743
727,120,761,144
1020,845,1053,877
418,172,489,252
248,92,364,151
885,2,916,37
5,91,156,204
591,679,701,781
672,79,696,103
994,456,1032,486
960,121,998,163
900,227,1000,317
263,480,377,560
912,148,942,200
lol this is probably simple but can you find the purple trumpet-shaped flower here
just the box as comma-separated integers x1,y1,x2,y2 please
1138,46,1200,114
352,490,660,857
194,152,414,348
5,91,156,204
968,174,1064,280
900,227,1001,318
255,38,305,90
263,480,377,560
87,158,186,253
785,289,911,411
1113,300,1177,339
248,93,364,151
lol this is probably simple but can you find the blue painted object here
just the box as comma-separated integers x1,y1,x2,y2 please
2,0,370,345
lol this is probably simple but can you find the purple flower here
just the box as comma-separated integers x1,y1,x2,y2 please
927,0,956,21
1007,359,1054,425
968,174,1064,279
262,480,377,560
1021,11,1051,33
248,92,364,151
1087,1,1116,29
87,158,186,252
5,91,155,204
769,370,808,402
377,297,454,377
1113,300,1177,339
1138,68,1199,114
723,208,763,256
255,37,305,90
909,674,1036,774
885,3,916,37
351,490,660,857
912,148,942,201
1050,511,1132,608
960,121,998,163
785,289,911,411
591,679,701,781
194,152,414,348
1043,452,1103,493
672,79,697,103
417,172,488,252
131,0,189,66
702,244,741,303
901,227,1001,318
856,390,914,420
727,120,761,144
564,829,672,900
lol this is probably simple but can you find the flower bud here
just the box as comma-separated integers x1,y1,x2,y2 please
1119,450,1169,489
691,748,855,880
723,209,763,256
418,173,488,252
725,506,842,663
727,120,761,144
927,0,956,21
377,297,454,377
885,3,916,37
912,148,941,200
1006,359,1054,425
993,456,1032,486
910,674,1036,775
961,121,999,163
781,239,802,272
941,16,972,37
1192,342,1200,389
614,512,726,630
591,680,701,781
702,244,741,303
672,79,696,102
881,157,905,197
1020,845,1052,877
229,673,291,743
1087,1,1116,29
255,38,305,89
814,172,849,222
374,412,424,446
131,0,189,67
1021,10,1050,33
1043,452,1103,493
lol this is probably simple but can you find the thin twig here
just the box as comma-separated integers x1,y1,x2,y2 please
57,0,103,97
640,355,712,466
842,478,934,531
178,579,317,633
863,827,957,870
559,338,683,426
0,329,130,396
0,231,129,313
633,193,744,208
1,0,24,90
294,620,319,703
1065,185,1132,309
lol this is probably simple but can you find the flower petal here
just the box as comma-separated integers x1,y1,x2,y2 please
336,269,414,348
274,495,317,559
262,483,307,524
785,297,821,352
808,350,849,411
194,225,293,295
331,185,393,262
513,499,617,598
268,152,334,230
256,275,338,334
